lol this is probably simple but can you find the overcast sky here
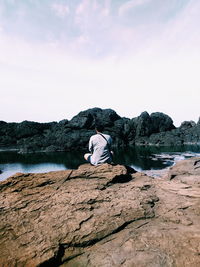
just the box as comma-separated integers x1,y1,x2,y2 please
0,0,199,126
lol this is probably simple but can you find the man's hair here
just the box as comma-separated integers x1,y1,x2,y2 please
95,123,104,132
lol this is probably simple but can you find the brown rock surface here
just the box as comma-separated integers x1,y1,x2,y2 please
0,159,200,266
167,157,200,184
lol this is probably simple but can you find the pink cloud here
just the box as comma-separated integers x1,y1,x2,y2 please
51,3,70,18
118,0,152,17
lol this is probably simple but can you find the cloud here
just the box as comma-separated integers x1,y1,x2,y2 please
0,0,199,125
51,3,70,18
118,0,152,17
0,26,199,126
161,0,200,51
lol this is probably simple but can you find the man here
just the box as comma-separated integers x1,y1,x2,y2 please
84,124,113,165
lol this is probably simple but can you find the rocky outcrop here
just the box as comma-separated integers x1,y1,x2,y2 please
180,120,196,130
132,111,175,138
136,122,200,146
0,158,200,266
0,108,199,152
166,157,200,183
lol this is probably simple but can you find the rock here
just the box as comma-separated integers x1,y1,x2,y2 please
68,111,94,129
0,120,55,149
0,158,200,266
139,122,200,146
64,159,200,266
133,111,153,137
0,107,199,151
69,108,121,130
150,112,175,132
180,120,196,130
0,164,153,266
167,157,200,183
133,111,175,139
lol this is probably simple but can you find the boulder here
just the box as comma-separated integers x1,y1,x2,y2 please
133,111,175,140
180,120,196,130
0,158,200,266
69,108,121,130
133,111,153,137
0,164,154,266
150,112,175,132
138,122,200,146
167,157,200,183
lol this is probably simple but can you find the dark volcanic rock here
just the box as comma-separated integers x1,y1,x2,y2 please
133,111,153,137
138,122,200,146
0,120,55,149
132,111,175,139
0,121,18,146
180,120,196,130
0,158,200,266
0,107,199,152
150,112,175,133
69,108,120,129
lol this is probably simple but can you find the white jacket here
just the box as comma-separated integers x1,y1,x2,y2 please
89,133,112,165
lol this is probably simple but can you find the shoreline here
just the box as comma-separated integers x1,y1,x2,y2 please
0,143,200,154
1,146,200,182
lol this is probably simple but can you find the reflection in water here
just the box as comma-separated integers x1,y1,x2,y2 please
0,163,67,181
113,145,200,171
0,145,200,181
0,151,86,181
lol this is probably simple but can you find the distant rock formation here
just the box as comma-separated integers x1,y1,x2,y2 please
0,158,200,266
137,121,200,146
0,107,199,152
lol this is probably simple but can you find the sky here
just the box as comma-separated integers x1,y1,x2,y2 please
0,0,199,127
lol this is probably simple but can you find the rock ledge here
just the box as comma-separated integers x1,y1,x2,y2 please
0,159,200,266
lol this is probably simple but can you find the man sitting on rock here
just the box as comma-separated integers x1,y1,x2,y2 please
84,124,113,165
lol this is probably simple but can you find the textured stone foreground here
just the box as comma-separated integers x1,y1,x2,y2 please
0,159,200,267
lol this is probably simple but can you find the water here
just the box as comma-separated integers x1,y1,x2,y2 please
0,145,200,181
0,150,84,181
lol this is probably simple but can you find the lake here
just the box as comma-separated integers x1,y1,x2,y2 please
0,145,200,181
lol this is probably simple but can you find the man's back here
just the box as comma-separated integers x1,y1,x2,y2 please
89,133,112,165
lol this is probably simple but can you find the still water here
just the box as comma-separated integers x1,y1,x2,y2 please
0,145,200,181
